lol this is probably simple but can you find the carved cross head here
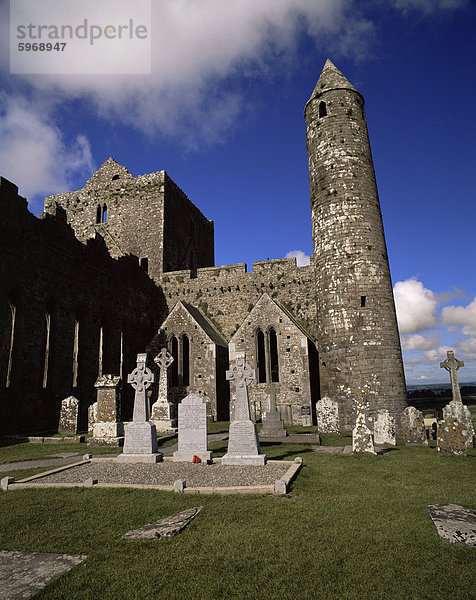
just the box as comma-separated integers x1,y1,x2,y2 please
440,350,464,373
128,353,155,391
226,357,255,389
154,347,174,370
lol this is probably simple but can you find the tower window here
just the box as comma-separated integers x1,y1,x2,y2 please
319,101,327,118
140,258,149,273
112,174,119,181
96,205,102,224
361,296,366,308
96,204,108,224
102,204,107,223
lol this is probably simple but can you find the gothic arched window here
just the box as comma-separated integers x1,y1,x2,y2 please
182,334,190,387
269,328,279,383
256,329,266,383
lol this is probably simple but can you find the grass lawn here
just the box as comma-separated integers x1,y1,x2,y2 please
0,436,474,599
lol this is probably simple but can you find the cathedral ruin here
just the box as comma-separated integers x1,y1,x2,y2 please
0,60,408,433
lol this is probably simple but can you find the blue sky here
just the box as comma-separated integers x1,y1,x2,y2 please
1,0,475,385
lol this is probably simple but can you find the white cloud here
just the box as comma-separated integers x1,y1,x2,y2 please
285,250,311,267
393,278,438,334
401,334,440,351
0,93,94,207
441,297,476,336
423,346,454,363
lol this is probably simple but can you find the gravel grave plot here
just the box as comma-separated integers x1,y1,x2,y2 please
24,461,292,488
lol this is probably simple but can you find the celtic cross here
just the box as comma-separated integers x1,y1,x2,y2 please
154,348,174,404
440,350,464,404
128,353,155,422
226,357,255,421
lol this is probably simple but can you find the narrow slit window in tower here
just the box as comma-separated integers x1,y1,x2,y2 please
361,296,366,308
96,205,102,224
319,101,327,118
102,204,108,223
140,258,149,272
256,329,266,383
72,319,79,388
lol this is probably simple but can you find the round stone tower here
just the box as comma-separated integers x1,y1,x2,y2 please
304,59,407,429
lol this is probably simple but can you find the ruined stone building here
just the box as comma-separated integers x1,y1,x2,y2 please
0,60,407,433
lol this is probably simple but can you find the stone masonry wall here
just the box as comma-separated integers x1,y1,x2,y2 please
161,257,318,342
0,177,165,434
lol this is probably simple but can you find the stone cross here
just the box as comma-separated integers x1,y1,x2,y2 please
440,350,464,404
128,353,155,422
154,348,174,403
226,357,255,421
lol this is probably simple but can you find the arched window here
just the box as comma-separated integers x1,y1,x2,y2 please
256,329,266,383
170,336,178,386
72,319,79,388
42,311,51,388
269,328,279,383
96,205,102,224
98,325,104,377
182,335,190,387
1,301,16,387
319,101,327,118
102,204,107,223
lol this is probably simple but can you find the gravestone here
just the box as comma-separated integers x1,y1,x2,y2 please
426,504,476,546
173,393,212,463
222,356,266,465
442,400,474,447
440,353,474,447
90,374,123,445
352,393,375,454
118,353,163,463
150,348,177,433
401,406,428,445
373,409,396,446
58,396,80,434
437,417,468,456
260,386,286,439
87,402,97,435
316,396,339,433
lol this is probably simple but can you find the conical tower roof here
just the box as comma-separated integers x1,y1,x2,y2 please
307,59,360,105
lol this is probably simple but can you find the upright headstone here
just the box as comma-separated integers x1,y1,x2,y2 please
373,409,396,446
150,348,177,433
58,396,80,434
440,352,474,447
90,375,123,445
222,357,266,465
443,400,474,448
260,386,286,439
173,393,212,463
401,406,428,445
316,396,339,434
352,391,376,454
88,402,97,435
118,353,163,463
437,417,468,456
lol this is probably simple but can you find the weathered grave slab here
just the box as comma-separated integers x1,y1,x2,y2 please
426,504,476,546
122,507,203,539
260,387,286,439
352,392,375,455
442,399,474,448
437,417,468,456
58,396,80,434
316,396,339,433
401,406,428,445
90,375,123,446
173,393,212,463
0,550,86,600
373,409,396,446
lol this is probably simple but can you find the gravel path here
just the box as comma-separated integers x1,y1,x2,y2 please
25,460,291,488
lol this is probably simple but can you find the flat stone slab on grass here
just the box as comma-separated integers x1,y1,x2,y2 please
426,504,476,546
0,550,86,600
123,506,202,540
